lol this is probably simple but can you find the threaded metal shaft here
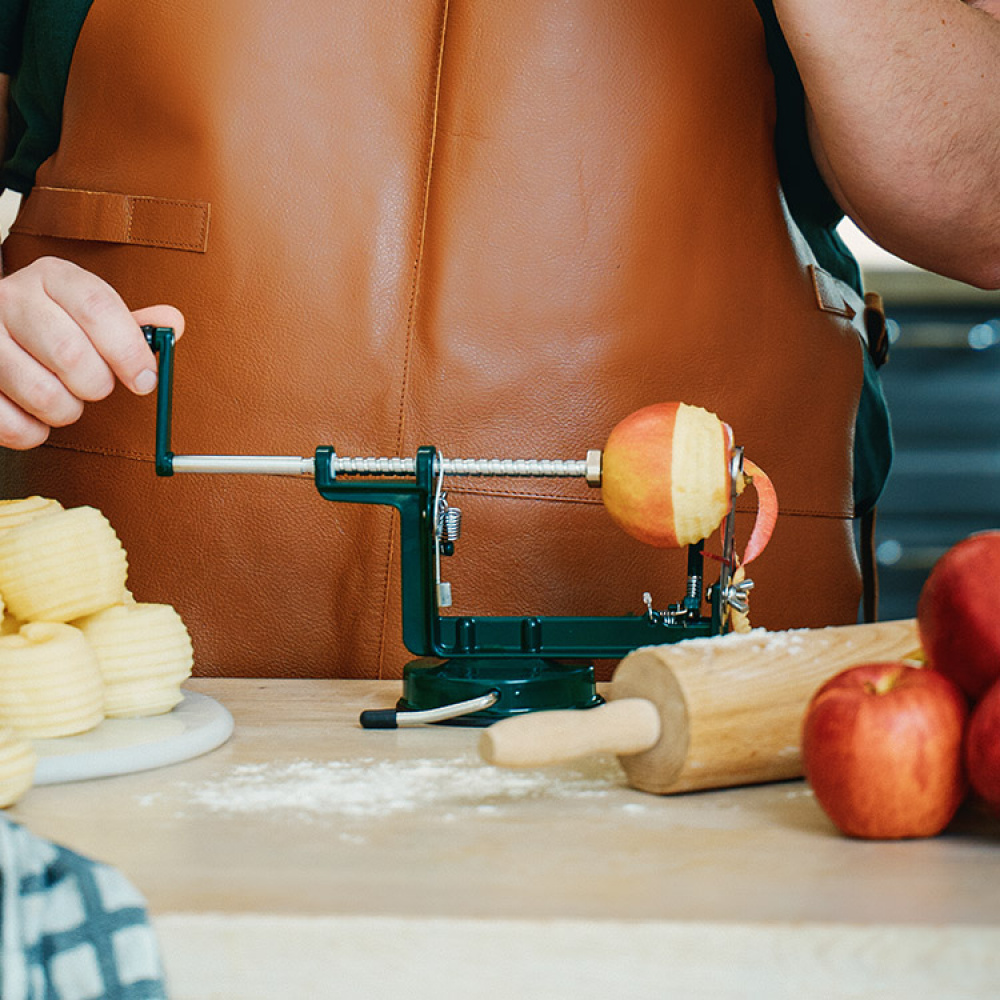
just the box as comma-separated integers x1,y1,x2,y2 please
332,456,588,478
169,450,602,484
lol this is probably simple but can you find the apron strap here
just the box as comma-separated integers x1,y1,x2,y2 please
11,186,210,253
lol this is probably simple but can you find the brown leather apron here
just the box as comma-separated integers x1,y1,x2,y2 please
1,0,866,679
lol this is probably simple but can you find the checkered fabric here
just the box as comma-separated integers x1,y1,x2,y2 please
0,816,167,999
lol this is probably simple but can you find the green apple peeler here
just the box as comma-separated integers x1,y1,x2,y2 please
143,326,747,727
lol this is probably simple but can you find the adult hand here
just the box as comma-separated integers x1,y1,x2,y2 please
0,256,184,449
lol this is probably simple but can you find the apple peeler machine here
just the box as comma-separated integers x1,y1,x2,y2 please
143,326,752,727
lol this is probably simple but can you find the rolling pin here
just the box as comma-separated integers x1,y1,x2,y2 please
479,618,921,794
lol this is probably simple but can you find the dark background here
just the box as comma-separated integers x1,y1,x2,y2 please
862,263,1000,621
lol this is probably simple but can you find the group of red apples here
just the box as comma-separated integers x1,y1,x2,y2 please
597,401,996,840
802,531,1000,840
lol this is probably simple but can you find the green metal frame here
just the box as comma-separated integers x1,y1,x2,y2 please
145,326,724,720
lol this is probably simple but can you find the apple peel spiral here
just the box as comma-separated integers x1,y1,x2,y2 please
601,402,778,631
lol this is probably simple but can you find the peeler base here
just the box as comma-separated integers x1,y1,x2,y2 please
397,657,604,727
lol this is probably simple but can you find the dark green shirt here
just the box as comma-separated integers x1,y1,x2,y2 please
0,0,890,511
1,0,93,194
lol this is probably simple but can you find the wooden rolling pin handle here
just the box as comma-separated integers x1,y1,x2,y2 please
479,698,661,768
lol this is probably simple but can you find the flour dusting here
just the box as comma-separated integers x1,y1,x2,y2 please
666,626,811,656
152,754,630,821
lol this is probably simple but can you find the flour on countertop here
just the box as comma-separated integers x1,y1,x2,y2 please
139,753,638,821
662,627,810,654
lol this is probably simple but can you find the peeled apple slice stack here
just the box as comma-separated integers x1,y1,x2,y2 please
0,727,36,807
0,622,105,739
601,401,777,567
0,506,128,622
76,602,194,718
0,496,63,533
0,496,198,808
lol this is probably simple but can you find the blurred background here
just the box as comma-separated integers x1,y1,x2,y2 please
841,220,1000,620
3,192,998,621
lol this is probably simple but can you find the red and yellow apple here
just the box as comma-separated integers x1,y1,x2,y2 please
601,402,730,547
600,402,776,561
801,661,968,840
965,676,1000,813
917,531,1000,702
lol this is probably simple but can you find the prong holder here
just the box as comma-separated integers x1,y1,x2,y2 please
144,327,725,726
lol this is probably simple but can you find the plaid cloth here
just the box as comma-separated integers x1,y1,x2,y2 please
0,816,167,1000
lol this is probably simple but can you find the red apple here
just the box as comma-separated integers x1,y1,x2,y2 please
801,662,968,839
917,531,1000,702
965,676,1000,813
601,402,732,548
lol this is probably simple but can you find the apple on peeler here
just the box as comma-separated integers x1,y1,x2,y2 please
599,401,777,560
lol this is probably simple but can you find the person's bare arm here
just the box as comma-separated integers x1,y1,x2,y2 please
772,0,1000,287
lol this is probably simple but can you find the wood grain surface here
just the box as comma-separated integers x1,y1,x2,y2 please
8,676,1000,1000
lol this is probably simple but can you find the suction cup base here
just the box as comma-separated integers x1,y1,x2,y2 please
397,657,603,727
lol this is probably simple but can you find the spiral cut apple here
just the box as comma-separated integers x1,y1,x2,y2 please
601,400,778,579
0,506,128,622
0,496,63,534
0,727,35,807
0,622,105,739
76,602,194,718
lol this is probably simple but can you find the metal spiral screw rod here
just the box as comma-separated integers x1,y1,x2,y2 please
170,451,603,484
331,455,591,478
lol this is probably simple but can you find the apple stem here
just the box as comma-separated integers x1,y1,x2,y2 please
864,669,903,696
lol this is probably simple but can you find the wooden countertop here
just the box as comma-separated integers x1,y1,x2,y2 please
10,679,1000,999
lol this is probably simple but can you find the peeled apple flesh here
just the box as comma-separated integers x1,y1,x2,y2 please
601,402,776,565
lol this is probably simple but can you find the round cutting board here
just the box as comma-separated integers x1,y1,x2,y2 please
31,691,234,785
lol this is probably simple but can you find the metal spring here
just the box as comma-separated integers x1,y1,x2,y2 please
439,505,462,541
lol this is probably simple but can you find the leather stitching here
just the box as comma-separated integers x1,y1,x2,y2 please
374,0,452,678
445,484,850,520
126,196,211,251
34,442,852,520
